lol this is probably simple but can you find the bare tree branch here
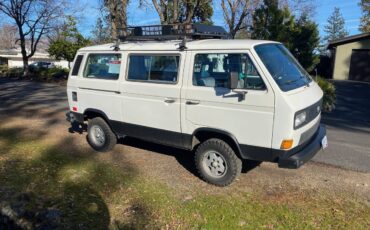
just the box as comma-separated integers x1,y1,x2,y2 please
0,24,18,49
0,0,70,76
221,0,261,38
103,0,129,37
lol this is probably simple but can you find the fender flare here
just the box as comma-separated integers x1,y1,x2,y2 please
83,108,110,122
192,127,243,156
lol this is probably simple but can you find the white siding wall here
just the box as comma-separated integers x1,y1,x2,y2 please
8,59,24,68
7,58,69,69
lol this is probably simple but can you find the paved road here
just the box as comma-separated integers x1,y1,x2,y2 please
313,80,370,172
0,79,68,111
0,78,369,172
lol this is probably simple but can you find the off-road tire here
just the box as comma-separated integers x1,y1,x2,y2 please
87,117,117,152
195,138,242,186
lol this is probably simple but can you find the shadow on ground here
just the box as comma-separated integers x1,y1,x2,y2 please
0,79,68,121
0,124,160,229
0,78,263,229
120,137,261,177
322,81,370,134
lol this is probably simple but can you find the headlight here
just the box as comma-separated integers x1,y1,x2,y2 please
294,111,307,129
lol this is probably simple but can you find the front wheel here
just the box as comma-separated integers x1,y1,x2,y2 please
87,117,117,152
195,138,242,186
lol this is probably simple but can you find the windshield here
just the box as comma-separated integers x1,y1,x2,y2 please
254,43,312,92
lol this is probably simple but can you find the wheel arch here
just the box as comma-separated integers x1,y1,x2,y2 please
192,128,243,159
83,108,110,122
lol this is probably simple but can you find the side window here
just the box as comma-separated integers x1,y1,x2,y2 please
193,53,266,90
83,53,121,80
71,55,83,76
127,55,179,83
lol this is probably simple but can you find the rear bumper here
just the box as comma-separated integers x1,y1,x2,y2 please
277,124,326,169
66,111,84,124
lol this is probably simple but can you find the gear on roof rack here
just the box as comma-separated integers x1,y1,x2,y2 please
118,24,229,41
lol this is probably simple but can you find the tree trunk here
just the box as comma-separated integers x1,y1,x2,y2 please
22,57,29,78
107,0,118,39
152,0,166,25
120,0,128,37
19,33,29,78
230,29,236,39
173,0,179,24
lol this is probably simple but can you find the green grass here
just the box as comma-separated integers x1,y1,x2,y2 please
0,127,369,229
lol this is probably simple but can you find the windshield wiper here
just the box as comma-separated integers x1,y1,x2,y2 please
282,75,309,85
300,75,311,87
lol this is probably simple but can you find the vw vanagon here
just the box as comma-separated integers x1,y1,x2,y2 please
66,25,327,186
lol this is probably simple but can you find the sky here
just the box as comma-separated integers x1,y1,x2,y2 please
36,0,365,39
313,0,361,35
1,0,359,38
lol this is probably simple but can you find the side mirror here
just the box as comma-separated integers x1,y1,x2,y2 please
228,72,238,89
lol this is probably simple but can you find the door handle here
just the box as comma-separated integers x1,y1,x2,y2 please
186,100,200,105
164,98,176,103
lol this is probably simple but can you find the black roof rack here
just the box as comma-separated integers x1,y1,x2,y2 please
119,24,229,41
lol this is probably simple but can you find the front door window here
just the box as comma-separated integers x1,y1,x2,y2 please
193,53,265,90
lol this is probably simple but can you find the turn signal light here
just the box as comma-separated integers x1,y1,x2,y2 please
72,106,78,112
281,139,293,150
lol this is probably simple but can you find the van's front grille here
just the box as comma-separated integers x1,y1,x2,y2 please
299,118,320,145
294,98,322,130
306,98,322,123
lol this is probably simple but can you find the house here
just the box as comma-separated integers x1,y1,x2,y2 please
327,33,370,82
0,49,69,69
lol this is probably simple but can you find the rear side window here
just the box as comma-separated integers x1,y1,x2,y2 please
193,53,265,90
127,55,179,83
83,53,121,80
71,55,83,76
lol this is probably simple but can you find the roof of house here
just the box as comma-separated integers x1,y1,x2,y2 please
327,33,370,49
0,49,51,59
79,39,279,52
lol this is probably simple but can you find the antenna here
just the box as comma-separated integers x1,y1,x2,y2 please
179,37,187,50
113,39,120,51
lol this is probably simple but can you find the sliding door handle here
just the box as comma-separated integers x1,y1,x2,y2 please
186,100,200,105
164,98,176,103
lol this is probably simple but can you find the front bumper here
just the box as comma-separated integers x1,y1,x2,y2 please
278,124,326,169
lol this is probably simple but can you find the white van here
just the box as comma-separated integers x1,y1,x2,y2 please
66,25,327,186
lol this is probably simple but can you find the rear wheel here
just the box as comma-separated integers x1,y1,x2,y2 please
87,117,117,152
195,138,242,186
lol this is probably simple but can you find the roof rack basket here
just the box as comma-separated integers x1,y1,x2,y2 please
119,24,229,41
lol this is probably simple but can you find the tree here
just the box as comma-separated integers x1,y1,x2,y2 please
0,24,17,50
290,15,319,71
141,0,213,25
251,0,319,71
323,7,348,43
279,0,316,18
0,0,67,76
91,17,112,44
359,0,370,33
221,0,261,38
104,0,129,38
180,0,213,24
251,0,295,47
234,0,316,39
48,17,90,68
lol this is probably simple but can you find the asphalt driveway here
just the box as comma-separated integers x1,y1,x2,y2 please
0,78,369,172
313,80,370,172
